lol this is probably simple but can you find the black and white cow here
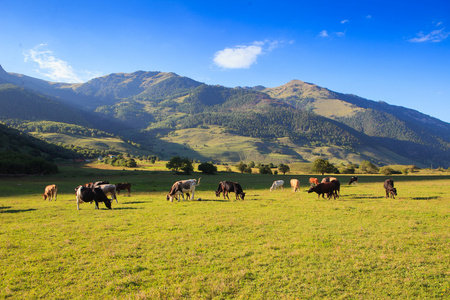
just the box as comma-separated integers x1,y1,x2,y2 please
75,186,112,210
166,178,201,202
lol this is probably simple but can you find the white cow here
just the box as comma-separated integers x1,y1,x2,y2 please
270,180,284,191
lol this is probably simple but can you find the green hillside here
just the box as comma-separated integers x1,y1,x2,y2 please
1,66,449,167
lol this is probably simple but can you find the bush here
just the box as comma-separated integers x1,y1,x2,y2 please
198,162,217,174
259,165,273,175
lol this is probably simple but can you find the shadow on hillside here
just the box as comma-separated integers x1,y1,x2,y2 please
1,208,37,213
412,196,440,200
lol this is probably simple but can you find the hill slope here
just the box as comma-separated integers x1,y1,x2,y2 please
1,65,449,167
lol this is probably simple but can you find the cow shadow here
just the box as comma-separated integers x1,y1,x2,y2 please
121,201,147,205
412,196,440,200
1,208,37,213
196,198,230,202
112,207,140,210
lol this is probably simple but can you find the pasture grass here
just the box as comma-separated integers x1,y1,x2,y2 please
1,167,449,299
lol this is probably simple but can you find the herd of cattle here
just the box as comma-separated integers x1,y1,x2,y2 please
42,176,398,210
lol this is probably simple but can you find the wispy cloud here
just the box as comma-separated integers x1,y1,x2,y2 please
318,30,329,38
213,40,291,69
409,27,449,43
24,44,101,82
341,19,349,24
319,29,346,38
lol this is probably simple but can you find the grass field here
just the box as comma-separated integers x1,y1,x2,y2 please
1,164,449,299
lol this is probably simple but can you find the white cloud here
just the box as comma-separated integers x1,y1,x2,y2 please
341,19,349,24
24,44,100,82
318,30,329,38
409,28,449,43
213,40,289,69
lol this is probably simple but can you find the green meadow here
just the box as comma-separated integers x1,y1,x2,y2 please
1,164,449,299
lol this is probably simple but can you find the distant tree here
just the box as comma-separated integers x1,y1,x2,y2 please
379,166,395,175
278,163,290,175
236,161,247,173
166,156,193,174
244,166,252,174
259,165,273,175
126,158,137,168
166,156,183,172
198,162,217,174
360,160,379,174
248,161,255,168
311,158,339,175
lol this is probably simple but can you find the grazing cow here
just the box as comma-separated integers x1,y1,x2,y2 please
115,183,131,196
166,178,201,202
43,184,57,201
308,181,340,200
75,186,112,210
384,179,397,199
96,184,118,203
321,177,337,183
215,181,245,200
290,179,300,192
270,180,284,191
94,181,109,186
348,176,358,185
309,177,319,186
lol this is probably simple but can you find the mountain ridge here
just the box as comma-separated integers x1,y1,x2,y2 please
0,65,448,167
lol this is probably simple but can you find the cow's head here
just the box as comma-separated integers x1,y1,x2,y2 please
215,190,220,197
240,193,246,200
390,187,397,196
307,186,316,194
42,194,47,200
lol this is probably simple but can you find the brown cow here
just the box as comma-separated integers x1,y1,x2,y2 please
43,184,57,201
116,183,131,196
309,178,319,186
290,179,300,192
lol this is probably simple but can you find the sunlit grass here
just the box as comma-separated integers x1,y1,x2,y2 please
1,168,449,299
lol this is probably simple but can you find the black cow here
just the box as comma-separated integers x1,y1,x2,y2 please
215,181,245,200
308,181,340,200
75,186,112,210
348,176,358,185
383,179,397,199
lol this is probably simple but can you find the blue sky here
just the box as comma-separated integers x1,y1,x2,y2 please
1,0,449,122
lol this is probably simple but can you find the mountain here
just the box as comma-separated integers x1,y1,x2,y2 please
0,65,449,167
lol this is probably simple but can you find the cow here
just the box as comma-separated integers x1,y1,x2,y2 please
166,178,201,202
384,179,397,199
96,184,118,203
75,186,112,210
43,184,57,201
348,176,358,185
309,177,319,186
270,180,284,191
215,181,245,200
308,181,340,200
290,179,300,192
321,177,337,183
115,183,131,196
94,181,109,186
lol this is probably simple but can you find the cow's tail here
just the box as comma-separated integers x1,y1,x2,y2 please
197,177,201,186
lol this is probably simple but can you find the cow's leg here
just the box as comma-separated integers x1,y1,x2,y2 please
113,192,118,203
54,188,57,201
127,188,130,197
94,201,99,209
